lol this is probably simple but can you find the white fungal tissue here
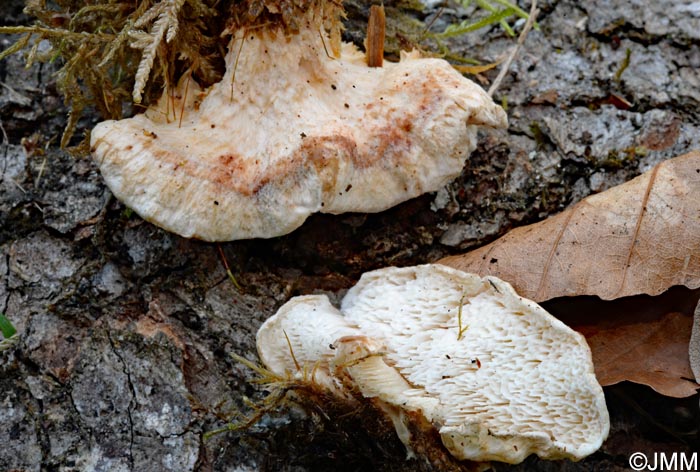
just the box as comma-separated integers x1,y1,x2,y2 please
90,25,506,241
257,264,609,463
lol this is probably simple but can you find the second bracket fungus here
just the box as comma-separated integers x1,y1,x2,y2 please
257,264,609,464
90,10,507,241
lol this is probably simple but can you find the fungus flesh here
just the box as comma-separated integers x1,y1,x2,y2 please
90,21,507,241
257,264,609,464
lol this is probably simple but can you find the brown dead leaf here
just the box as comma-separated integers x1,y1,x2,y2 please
691,300,700,383
440,152,700,397
582,311,696,397
548,288,700,398
440,151,700,302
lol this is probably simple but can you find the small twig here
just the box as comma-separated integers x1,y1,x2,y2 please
35,153,49,188
283,330,301,371
318,29,335,59
202,389,286,440
217,245,242,290
487,0,538,97
457,293,469,340
421,7,445,36
229,30,246,102
0,120,8,146
11,179,27,194
202,353,313,440
178,72,190,128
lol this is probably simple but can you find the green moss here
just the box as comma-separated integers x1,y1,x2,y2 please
615,47,632,82
384,6,427,58
121,207,134,219
0,0,231,147
596,147,643,169
529,122,548,150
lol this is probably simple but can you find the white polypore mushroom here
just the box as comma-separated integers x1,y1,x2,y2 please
257,264,609,464
90,19,507,241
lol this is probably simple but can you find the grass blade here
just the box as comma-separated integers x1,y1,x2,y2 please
0,313,17,339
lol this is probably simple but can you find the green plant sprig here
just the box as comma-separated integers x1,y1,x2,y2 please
0,313,19,353
437,7,516,39
433,0,538,39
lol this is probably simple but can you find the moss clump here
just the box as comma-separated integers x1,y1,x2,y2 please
0,0,232,147
227,0,345,38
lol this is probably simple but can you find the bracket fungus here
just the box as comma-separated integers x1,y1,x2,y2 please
90,11,507,241
257,264,609,464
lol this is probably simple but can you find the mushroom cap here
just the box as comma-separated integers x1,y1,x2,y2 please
91,26,507,241
257,264,609,464
256,295,363,395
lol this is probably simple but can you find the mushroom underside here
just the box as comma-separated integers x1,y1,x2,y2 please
257,264,610,464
